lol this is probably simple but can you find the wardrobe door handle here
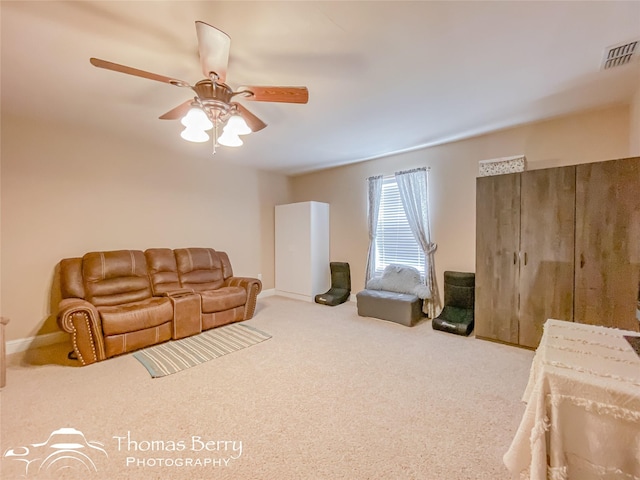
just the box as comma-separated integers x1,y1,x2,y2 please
513,252,517,265
523,252,528,266
580,253,585,268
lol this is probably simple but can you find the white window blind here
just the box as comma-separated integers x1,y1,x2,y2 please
374,176,425,277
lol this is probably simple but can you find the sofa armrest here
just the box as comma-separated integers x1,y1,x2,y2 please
57,298,106,366
163,289,201,339
163,288,195,298
224,277,263,320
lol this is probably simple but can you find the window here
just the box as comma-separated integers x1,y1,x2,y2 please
374,176,425,277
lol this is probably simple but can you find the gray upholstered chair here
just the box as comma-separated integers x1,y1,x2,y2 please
356,264,430,327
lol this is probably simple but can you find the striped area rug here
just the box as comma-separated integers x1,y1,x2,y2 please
133,323,271,378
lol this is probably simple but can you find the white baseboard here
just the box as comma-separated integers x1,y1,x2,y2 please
258,288,276,298
265,290,357,303
273,290,314,302
6,331,68,355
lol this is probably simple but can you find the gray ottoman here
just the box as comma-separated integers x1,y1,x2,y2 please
356,289,423,327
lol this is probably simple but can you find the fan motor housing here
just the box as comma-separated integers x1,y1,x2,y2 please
194,80,234,103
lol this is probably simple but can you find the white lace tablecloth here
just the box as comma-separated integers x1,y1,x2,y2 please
504,319,640,480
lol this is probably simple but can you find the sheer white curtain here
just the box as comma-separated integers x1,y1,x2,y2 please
365,175,383,284
395,167,441,317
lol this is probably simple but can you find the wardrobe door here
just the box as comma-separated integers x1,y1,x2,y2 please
518,167,576,348
475,173,521,344
275,201,330,300
575,157,640,331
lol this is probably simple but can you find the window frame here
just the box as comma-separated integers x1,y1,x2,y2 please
373,176,426,278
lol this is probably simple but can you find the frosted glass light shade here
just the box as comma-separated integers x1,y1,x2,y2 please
180,127,210,143
224,115,251,135
181,107,213,131
217,130,243,147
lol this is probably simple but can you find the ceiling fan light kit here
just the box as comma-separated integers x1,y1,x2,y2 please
215,114,251,147
90,21,308,153
217,129,243,147
225,115,252,136
181,107,214,131
180,127,210,143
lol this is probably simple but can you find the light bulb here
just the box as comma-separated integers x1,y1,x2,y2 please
224,115,251,135
181,107,213,131
217,130,243,147
180,127,210,143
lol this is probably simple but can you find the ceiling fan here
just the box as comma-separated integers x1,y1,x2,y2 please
90,21,309,150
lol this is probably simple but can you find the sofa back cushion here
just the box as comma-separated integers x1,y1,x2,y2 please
175,248,225,292
145,248,181,295
217,251,234,279
60,257,85,299
82,250,152,306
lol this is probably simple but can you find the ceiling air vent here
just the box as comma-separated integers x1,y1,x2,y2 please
601,40,638,70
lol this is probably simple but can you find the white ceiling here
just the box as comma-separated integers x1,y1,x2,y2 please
2,1,639,175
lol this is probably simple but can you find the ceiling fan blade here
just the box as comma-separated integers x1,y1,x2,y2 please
159,100,193,120
90,58,188,86
239,86,309,104
195,21,231,83
232,103,267,132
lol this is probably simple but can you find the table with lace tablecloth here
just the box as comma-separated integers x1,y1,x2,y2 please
504,318,640,480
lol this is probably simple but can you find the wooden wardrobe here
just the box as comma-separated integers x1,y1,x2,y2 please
475,156,640,348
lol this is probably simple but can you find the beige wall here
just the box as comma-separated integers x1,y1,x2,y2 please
1,103,633,343
0,114,291,342
630,86,640,156
290,105,631,300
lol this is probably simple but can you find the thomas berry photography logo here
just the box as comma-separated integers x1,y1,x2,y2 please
3,427,108,478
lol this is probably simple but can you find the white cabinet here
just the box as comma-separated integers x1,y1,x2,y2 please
275,201,330,301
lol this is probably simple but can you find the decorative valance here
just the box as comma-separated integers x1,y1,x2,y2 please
478,155,526,177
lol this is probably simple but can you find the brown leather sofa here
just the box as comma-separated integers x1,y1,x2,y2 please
57,248,262,366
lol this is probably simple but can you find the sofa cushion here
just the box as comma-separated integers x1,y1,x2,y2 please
200,287,247,313
175,248,225,292
145,248,181,295
83,250,152,306
217,251,234,279
60,257,85,299
99,297,173,336
104,322,173,358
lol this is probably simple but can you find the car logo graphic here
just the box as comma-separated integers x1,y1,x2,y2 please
3,427,108,477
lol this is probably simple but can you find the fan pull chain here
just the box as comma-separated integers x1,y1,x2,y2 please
212,81,219,155
212,120,218,155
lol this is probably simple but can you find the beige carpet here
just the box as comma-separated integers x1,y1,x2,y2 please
1,296,534,480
